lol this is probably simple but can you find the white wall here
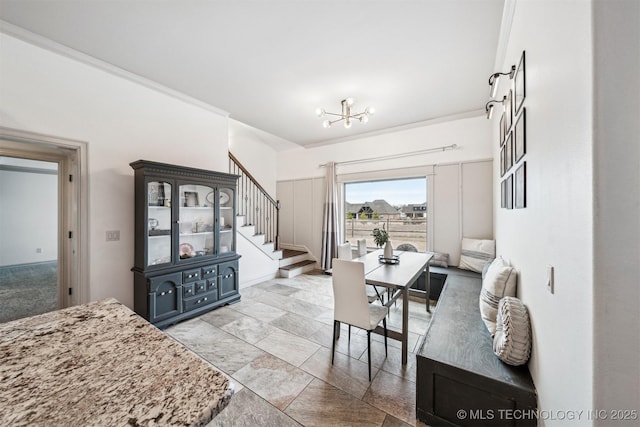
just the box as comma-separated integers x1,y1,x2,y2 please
237,233,279,287
0,33,230,307
494,0,594,422
277,177,325,261
228,119,279,199
277,115,493,263
431,161,494,265
277,115,492,181
0,168,57,266
592,0,640,423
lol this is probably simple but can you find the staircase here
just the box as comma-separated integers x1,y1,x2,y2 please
236,219,315,277
229,152,315,278
277,249,316,278
236,214,283,260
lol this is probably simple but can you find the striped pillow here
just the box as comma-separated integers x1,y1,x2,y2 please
479,257,517,336
459,238,496,273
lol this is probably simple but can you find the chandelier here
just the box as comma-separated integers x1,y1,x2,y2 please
315,98,374,129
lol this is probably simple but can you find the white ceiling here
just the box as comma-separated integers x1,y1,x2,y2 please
0,0,504,148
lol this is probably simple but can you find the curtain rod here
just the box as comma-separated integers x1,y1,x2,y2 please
319,143,457,167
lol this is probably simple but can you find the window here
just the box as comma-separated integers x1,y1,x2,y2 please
344,177,428,251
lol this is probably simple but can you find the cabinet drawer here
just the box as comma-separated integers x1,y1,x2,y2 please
182,268,201,283
183,291,217,311
182,283,195,298
206,278,218,293
201,265,217,279
194,280,207,294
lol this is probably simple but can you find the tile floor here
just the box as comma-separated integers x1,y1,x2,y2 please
166,271,433,426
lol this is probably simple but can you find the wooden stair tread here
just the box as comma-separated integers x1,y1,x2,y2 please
279,260,315,271
282,249,307,259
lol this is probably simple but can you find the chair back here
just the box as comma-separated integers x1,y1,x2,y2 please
357,239,367,257
396,243,418,252
337,242,352,260
332,259,371,330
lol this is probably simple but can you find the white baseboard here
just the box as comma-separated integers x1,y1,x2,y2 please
240,272,278,288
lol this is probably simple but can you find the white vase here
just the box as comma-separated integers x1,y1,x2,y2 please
384,240,393,259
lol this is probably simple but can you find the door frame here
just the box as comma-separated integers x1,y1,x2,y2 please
0,126,89,307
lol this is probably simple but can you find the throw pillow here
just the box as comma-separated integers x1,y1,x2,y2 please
479,257,517,335
493,296,532,366
482,260,492,279
459,238,496,273
429,252,449,268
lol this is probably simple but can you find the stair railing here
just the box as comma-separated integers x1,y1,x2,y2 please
229,152,280,250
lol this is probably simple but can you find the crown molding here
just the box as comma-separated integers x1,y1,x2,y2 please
302,109,485,149
0,20,229,118
494,0,517,71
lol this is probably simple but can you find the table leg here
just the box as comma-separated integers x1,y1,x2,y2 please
402,285,408,364
425,265,431,313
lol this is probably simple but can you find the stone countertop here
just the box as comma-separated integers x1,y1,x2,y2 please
0,298,233,426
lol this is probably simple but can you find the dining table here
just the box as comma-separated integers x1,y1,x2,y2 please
352,249,433,365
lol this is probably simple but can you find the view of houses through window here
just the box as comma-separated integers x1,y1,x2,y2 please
344,177,427,252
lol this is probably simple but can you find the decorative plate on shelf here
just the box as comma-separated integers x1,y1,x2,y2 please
179,243,194,258
206,191,214,205
219,191,230,205
148,218,159,230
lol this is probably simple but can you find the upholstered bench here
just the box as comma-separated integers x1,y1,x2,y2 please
416,269,537,426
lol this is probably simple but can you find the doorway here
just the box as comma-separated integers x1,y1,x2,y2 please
0,157,60,322
0,127,88,322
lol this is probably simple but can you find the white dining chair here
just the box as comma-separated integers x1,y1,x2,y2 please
336,241,383,304
357,239,367,257
337,242,352,260
356,238,387,304
331,259,388,381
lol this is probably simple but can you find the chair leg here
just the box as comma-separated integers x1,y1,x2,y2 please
374,287,384,304
367,330,371,381
331,320,337,365
383,318,388,357
348,325,351,341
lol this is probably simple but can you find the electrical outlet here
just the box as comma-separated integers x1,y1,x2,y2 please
36,248,42,253
106,230,120,241
546,265,554,294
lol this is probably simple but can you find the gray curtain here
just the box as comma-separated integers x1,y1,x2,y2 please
321,162,339,271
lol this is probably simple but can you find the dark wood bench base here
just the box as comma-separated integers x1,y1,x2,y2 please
416,269,537,426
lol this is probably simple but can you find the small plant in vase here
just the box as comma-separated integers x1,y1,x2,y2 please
372,227,394,259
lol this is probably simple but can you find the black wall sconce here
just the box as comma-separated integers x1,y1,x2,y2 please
488,65,516,98
485,96,506,119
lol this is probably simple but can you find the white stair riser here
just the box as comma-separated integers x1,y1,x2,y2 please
279,254,311,268
238,222,283,260
279,262,315,278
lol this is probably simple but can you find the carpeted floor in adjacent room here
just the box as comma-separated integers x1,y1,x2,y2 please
0,261,58,323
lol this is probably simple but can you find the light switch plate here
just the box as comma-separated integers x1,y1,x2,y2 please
546,265,554,294
106,230,120,241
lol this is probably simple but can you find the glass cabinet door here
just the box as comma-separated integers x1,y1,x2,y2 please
219,187,235,254
178,184,215,261
147,181,172,266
